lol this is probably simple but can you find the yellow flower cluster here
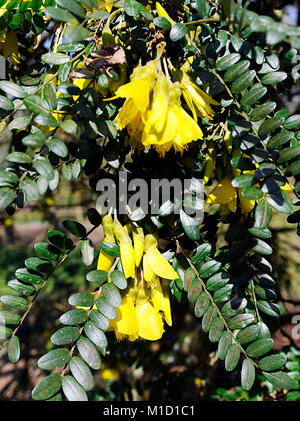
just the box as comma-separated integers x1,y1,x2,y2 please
110,57,218,156
96,215,178,341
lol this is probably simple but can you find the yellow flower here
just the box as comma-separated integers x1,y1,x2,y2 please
95,223,177,341
177,69,219,121
113,216,135,279
97,214,116,272
107,276,172,341
110,57,210,156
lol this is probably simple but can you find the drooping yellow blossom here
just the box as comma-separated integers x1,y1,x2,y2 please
113,216,135,279
97,214,116,272
110,56,216,156
176,68,220,121
143,234,178,284
94,221,178,341
107,275,172,341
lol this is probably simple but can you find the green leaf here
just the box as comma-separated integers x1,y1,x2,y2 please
124,0,141,17
153,16,171,29
102,283,122,307
51,326,80,345
59,119,77,135
0,188,15,211
15,268,44,285
90,310,109,331
68,292,94,307
216,53,241,71
87,208,102,226
224,60,250,83
240,84,267,110
263,371,294,389
32,373,62,401
69,356,94,391
246,338,274,357
7,336,20,363
192,243,212,264
47,138,68,158
248,226,271,239
257,300,280,317
0,95,14,110
24,95,50,114
254,199,272,229
261,72,287,85
202,306,217,332
76,335,102,369
25,257,52,273
100,241,120,257
38,348,71,370
195,0,207,17
22,134,46,148
241,359,255,391
218,331,232,360
34,112,58,127
0,325,12,339
180,209,200,241
7,151,32,165
194,291,210,317
267,130,294,149
232,174,254,188
56,0,86,18
231,70,256,94
242,186,263,200
44,6,78,23
84,321,108,351
236,324,260,344
209,317,224,342
206,272,230,291
250,238,272,255
284,115,300,130
187,278,202,302
64,24,91,42
0,294,28,311
86,270,108,285
169,23,188,42
258,117,284,137
0,310,21,325
33,158,54,180
183,267,196,291
95,296,117,320
62,219,86,237
60,309,88,326
34,242,61,262
228,313,255,330
0,81,26,98
110,270,127,289
199,260,222,279
7,280,35,296
80,239,94,266
41,52,71,65
258,354,287,371
221,298,247,317
47,230,73,251
214,284,234,303
225,343,241,371
278,146,300,163
249,102,277,122
62,375,88,401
